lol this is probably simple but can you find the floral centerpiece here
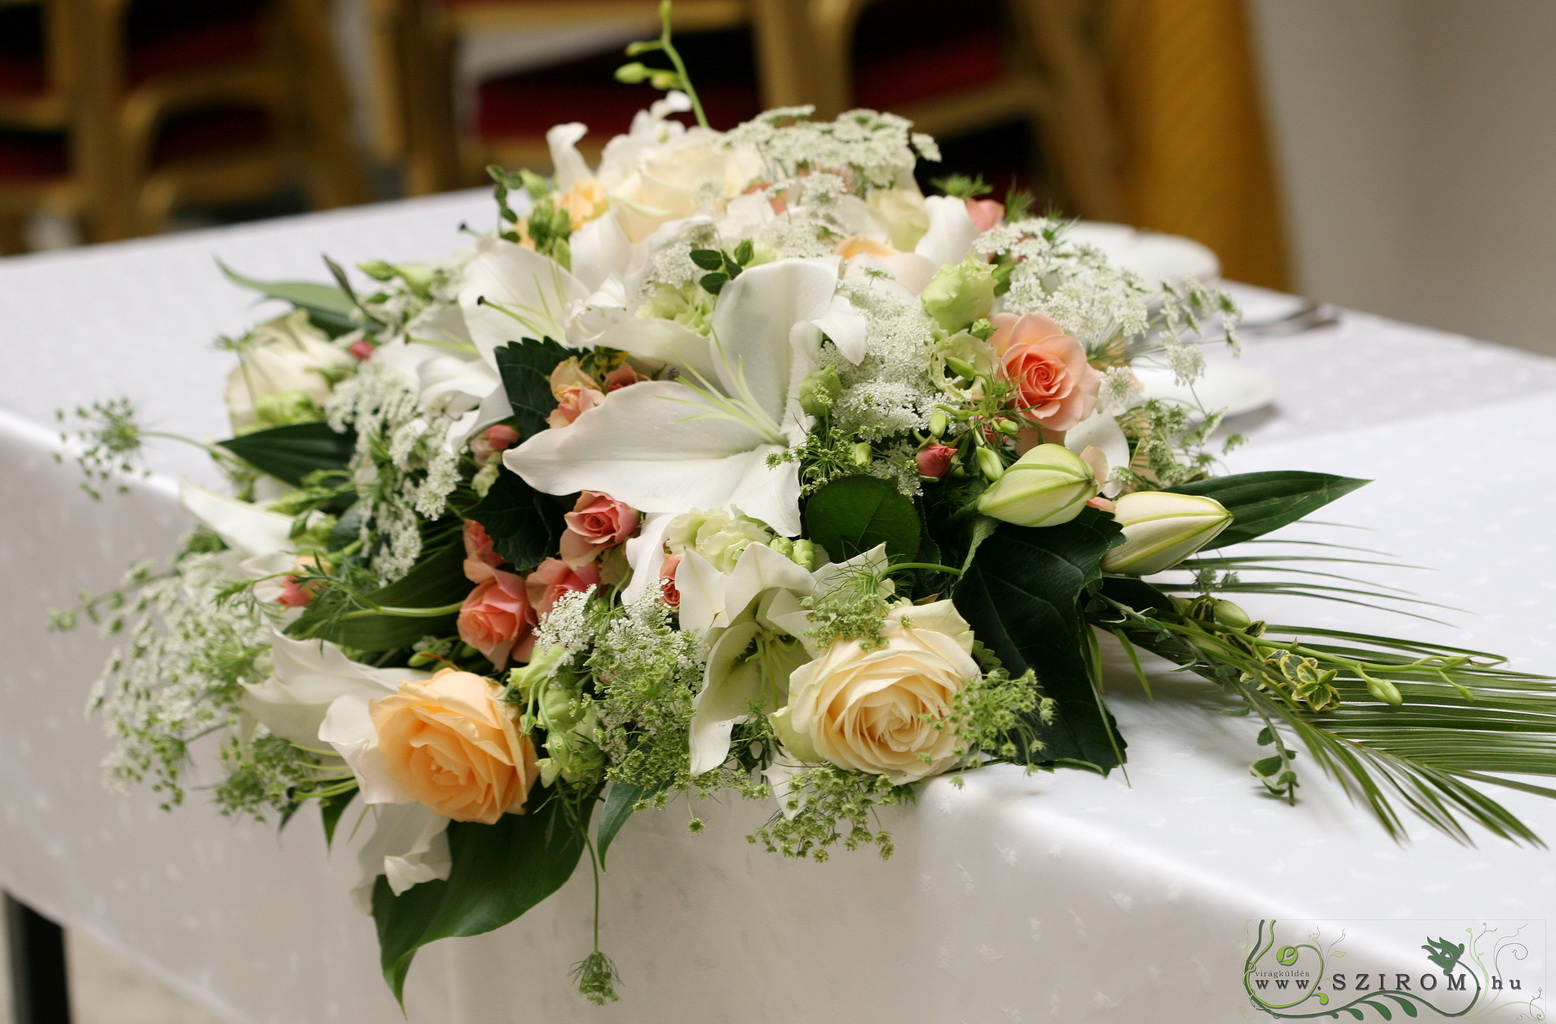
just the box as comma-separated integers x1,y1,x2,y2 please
59,7,1556,1006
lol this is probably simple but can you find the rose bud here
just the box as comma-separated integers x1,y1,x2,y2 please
976,443,1097,527
1100,491,1234,575
916,443,957,479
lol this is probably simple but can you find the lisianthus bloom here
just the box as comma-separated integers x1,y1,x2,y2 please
560,491,640,566
369,669,541,825
458,568,536,669
989,312,1101,432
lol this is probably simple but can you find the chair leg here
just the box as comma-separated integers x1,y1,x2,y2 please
4,893,73,1024
280,0,373,209
1009,0,1126,221
0,211,29,255
399,2,463,195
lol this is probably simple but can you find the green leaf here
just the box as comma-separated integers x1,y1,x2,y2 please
803,475,922,563
462,469,572,572
689,248,725,271
287,538,466,651
955,509,1126,769
217,422,356,487
700,272,728,295
596,781,644,868
217,259,357,335
372,793,593,1004
320,789,356,848
1167,471,1368,547
493,338,572,439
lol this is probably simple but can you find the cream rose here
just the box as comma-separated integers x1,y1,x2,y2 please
604,129,762,242
369,669,540,825
223,309,355,433
783,600,979,783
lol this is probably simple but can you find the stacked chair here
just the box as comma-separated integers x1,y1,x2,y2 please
0,0,367,252
367,0,1124,219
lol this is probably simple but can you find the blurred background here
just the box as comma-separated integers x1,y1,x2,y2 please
2,0,1554,356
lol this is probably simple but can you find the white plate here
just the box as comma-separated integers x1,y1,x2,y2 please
1064,222,1221,289
1132,362,1279,417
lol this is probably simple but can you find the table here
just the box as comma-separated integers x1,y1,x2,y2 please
2,192,1554,1023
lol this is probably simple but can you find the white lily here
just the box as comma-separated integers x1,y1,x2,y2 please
503,257,866,539
241,630,427,748
177,479,303,602
348,803,451,911
681,543,891,776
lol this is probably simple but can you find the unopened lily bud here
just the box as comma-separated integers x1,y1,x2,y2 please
1213,599,1251,629
1101,491,1234,575
976,443,1096,527
975,446,1005,483
1366,676,1403,706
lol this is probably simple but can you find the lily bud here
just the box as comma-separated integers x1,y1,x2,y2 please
1101,491,1234,575
976,443,1096,527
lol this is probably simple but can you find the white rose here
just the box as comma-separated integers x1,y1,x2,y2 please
603,128,762,242
223,310,355,432
783,599,979,783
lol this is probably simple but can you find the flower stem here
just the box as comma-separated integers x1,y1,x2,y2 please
658,1,708,129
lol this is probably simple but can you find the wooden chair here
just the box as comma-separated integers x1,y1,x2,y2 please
0,0,369,252
367,0,814,194
801,0,1125,219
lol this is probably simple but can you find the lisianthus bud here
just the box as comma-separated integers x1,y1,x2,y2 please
975,446,1005,483
799,365,841,416
976,443,1096,527
1100,491,1234,575
920,254,997,332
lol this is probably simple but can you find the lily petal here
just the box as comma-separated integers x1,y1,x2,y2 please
915,195,980,268
242,630,424,748
178,479,295,560
458,238,590,364
348,803,451,912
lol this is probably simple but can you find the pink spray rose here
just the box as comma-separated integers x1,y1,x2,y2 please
657,554,683,607
602,364,648,392
463,520,504,583
458,567,536,669
470,424,520,465
526,558,603,618
916,443,958,479
547,358,605,428
965,198,1005,233
988,312,1101,433
560,491,640,566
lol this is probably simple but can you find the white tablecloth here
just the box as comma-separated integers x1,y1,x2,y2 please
2,194,1554,1023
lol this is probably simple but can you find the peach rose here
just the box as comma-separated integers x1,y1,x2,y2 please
602,364,648,392
369,669,540,824
458,567,536,669
526,558,602,617
989,312,1101,432
547,358,605,429
783,600,978,783
559,491,640,566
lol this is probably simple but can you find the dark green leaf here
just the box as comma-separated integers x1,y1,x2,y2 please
287,539,466,651
493,338,572,439
320,789,356,848
689,248,725,271
217,259,357,334
700,272,728,295
217,422,356,488
372,793,593,1004
462,469,572,572
328,502,367,550
1251,756,1284,777
1168,471,1368,547
803,475,921,563
596,781,644,868
955,509,1126,769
